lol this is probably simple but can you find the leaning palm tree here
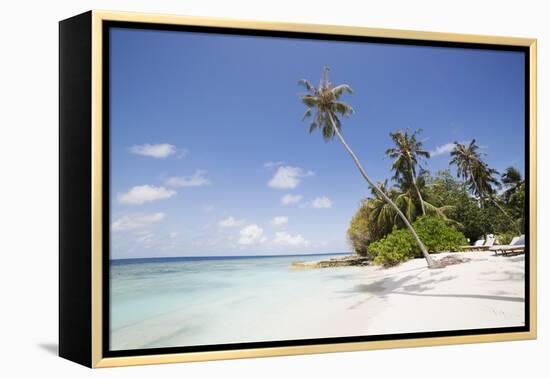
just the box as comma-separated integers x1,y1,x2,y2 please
450,140,516,226
386,129,430,215
299,67,436,268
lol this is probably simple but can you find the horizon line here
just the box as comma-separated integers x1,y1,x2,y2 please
111,251,352,261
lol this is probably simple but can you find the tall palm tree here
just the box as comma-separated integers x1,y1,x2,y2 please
501,166,523,203
470,160,500,202
449,140,483,200
450,140,515,225
449,140,494,204
386,129,430,215
299,67,436,268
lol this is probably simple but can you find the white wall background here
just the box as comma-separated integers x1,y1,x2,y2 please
0,0,547,376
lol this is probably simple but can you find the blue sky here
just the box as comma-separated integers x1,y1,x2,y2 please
109,27,525,259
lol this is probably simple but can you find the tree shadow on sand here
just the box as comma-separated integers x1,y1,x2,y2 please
337,266,524,310
478,270,525,282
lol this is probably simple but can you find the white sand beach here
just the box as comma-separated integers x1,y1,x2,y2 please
265,251,525,342
111,251,524,350
345,252,525,335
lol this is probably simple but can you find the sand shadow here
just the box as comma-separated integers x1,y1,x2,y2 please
350,271,457,296
328,266,426,282
389,291,524,303
343,268,523,309
479,270,524,282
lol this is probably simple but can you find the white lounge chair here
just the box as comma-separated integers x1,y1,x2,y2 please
490,235,525,256
461,236,495,251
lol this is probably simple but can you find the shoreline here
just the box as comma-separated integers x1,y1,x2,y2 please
111,251,524,350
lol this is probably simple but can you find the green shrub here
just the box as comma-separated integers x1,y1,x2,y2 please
347,202,372,257
369,216,467,267
412,216,468,253
370,228,416,267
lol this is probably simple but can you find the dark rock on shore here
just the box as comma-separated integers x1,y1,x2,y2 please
291,255,370,269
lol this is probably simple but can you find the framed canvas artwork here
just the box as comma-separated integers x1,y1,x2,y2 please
59,10,537,368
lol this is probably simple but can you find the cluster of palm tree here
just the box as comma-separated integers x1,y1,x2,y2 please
299,66,436,267
298,66,524,268
449,140,520,232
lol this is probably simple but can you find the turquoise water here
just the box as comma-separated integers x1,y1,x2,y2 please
110,253,353,350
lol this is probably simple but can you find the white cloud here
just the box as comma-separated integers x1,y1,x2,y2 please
430,142,455,157
117,185,176,205
281,193,303,205
136,231,154,244
218,216,245,228
273,232,309,247
203,204,215,213
166,170,210,187
238,224,266,245
168,232,179,239
264,161,284,168
112,212,166,232
309,196,333,209
176,149,189,159
129,143,176,158
271,216,288,226
268,166,313,189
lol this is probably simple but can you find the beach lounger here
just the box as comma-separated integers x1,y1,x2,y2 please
461,239,483,250
461,236,495,251
490,235,525,256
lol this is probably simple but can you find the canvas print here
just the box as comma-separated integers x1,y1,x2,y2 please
108,26,527,352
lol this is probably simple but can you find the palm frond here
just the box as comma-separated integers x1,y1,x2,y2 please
302,108,312,121
298,79,315,92
301,95,318,107
309,122,318,134
332,101,354,117
322,115,334,141
332,84,353,98
298,69,353,143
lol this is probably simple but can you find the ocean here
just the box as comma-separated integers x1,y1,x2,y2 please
110,253,356,351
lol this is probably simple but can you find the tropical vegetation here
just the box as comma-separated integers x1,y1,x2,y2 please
299,67,525,268
369,217,467,267
347,159,524,266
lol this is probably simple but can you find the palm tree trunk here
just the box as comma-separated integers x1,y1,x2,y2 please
327,113,436,268
410,162,426,216
470,176,485,208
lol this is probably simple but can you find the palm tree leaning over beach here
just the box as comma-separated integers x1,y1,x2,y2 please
386,129,430,215
298,66,436,268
